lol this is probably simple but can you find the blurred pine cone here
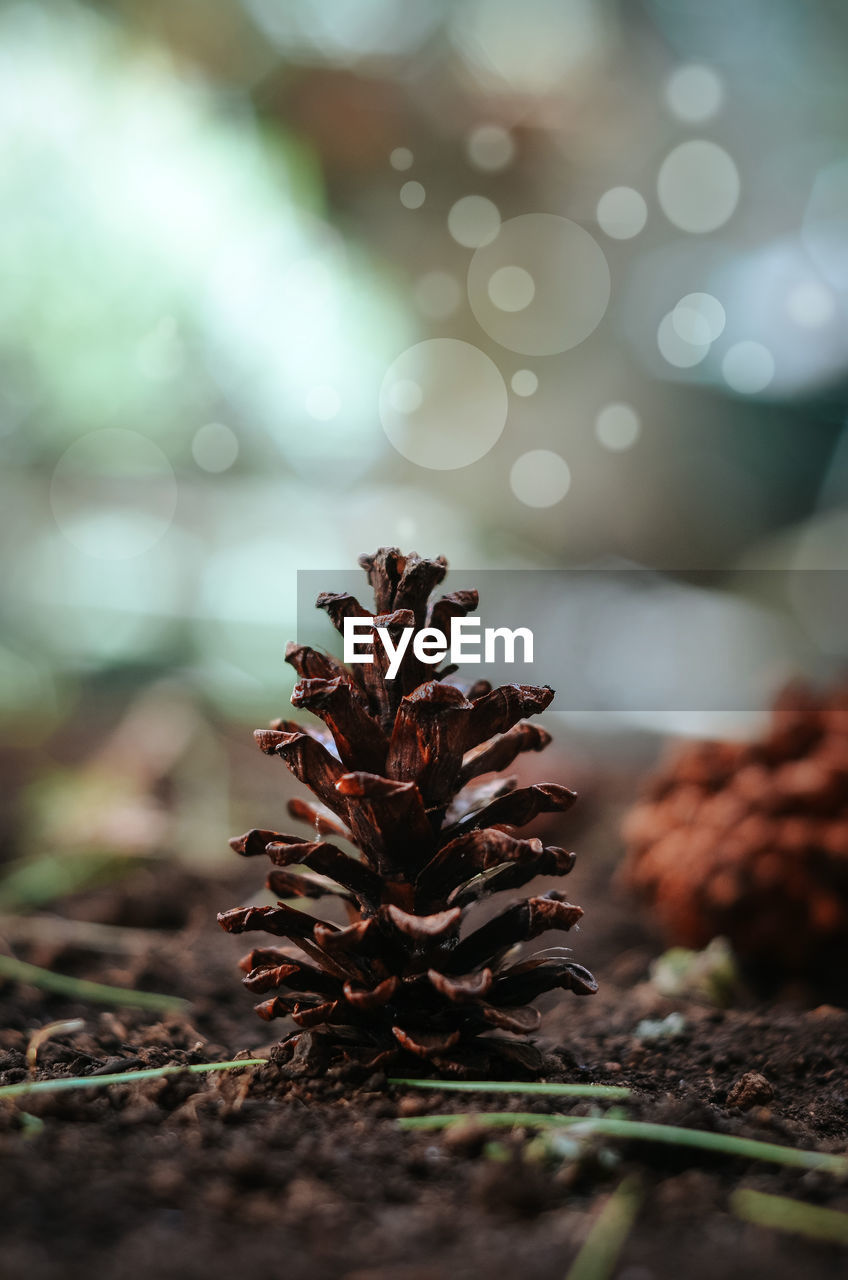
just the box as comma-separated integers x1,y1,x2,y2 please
219,548,596,1074
622,682,848,978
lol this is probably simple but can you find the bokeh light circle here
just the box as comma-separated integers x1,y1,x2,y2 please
511,369,538,397
510,450,571,507
390,147,414,171
665,65,723,123
192,422,239,472
657,312,710,368
50,429,177,560
722,341,775,394
672,293,726,345
400,181,426,209
468,214,611,356
451,0,609,94
658,141,739,233
698,235,848,396
596,403,641,451
448,196,501,248
488,265,535,312
379,339,508,470
596,187,648,240
467,124,515,172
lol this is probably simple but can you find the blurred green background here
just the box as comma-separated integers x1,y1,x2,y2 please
1,0,847,891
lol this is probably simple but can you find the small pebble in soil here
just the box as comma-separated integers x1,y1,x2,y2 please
398,1096,429,1117
726,1070,774,1110
442,1121,489,1156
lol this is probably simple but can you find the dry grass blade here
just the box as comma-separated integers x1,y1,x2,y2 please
26,1019,85,1073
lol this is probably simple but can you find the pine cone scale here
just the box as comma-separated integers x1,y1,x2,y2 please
290,677,389,774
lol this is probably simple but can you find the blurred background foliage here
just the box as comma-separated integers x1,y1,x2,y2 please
0,0,847,888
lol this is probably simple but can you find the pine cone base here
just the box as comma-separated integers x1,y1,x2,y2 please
219,548,596,1074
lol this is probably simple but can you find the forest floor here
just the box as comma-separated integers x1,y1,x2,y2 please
1,817,848,1280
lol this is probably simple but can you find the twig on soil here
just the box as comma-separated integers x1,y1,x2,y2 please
26,1019,85,1073
565,1174,644,1280
0,1057,269,1101
731,1189,848,1245
390,1078,631,1099
0,954,188,1013
399,1112,848,1175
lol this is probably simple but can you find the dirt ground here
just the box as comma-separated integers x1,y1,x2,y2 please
2,815,848,1280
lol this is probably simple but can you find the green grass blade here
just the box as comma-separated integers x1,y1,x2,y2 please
566,1175,644,1280
0,851,138,913
389,1078,631,1099
0,953,188,1013
0,1057,269,1100
731,1189,848,1244
398,1112,848,1175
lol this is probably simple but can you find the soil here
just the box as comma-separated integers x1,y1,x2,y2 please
2,827,848,1279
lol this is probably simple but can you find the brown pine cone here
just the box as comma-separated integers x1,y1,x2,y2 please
622,682,848,978
219,548,596,1075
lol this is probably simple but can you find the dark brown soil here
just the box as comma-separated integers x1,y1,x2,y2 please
2,849,848,1280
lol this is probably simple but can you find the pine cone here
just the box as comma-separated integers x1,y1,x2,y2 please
622,682,848,978
219,548,596,1075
